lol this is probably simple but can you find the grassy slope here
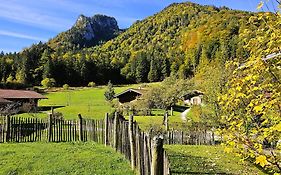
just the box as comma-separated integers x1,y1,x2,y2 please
0,142,134,175
18,84,142,119
165,145,266,175
40,87,113,119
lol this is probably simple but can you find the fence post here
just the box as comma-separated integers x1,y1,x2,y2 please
151,135,164,175
51,107,54,117
104,113,109,146
48,114,52,142
5,115,11,142
136,125,141,174
128,114,136,170
113,112,119,150
170,106,173,116
164,112,169,131
78,114,83,141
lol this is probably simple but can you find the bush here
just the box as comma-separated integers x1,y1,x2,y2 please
88,82,96,87
41,78,56,88
63,84,70,90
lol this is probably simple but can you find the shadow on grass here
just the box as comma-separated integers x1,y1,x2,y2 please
169,153,234,175
38,105,65,111
172,105,189,112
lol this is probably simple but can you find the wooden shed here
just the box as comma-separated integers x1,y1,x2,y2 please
114,88,145,104
0,89,47,112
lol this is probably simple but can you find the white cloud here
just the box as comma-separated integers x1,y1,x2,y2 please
0,1,73,30
0,30,47,41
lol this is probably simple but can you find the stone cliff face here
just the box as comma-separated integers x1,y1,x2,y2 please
49,14,122,48
74,14,119,41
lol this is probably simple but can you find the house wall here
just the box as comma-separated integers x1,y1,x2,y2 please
6,98,39,112
191,96,202,105
184,95,203,105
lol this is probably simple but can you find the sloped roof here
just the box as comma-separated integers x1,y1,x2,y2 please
0,89,47,99
114,88,146,98
183,90,204,99
0,98,12,103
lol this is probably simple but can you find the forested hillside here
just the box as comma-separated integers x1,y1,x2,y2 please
0,2,277,87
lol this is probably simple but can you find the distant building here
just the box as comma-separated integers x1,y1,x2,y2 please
183,90,204,105
114,88,145,104
0,89,47,112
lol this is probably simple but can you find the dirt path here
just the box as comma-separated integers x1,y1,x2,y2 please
180,108,190,122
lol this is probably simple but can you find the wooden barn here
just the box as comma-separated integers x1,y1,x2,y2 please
0,89,47,112
114,88,145,104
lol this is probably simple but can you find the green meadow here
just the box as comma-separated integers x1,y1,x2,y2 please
0,142,134,175
9,84,266,174
18,84,143,119
165,145,266,175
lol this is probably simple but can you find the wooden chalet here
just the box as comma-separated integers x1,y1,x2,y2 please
183,90,204,105
114,88,145,104
0,89,47,112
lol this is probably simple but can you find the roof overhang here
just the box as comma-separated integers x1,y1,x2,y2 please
114,88,144,98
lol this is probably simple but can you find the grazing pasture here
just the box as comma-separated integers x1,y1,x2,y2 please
18,84,142,119
0,142,134,175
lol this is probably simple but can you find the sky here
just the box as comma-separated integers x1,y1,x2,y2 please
0,0,273,53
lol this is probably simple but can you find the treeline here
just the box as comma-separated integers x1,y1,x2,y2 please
0,2,275,87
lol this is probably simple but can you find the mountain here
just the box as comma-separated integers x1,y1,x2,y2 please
48,14,123,49
86,3,255,82
0,2,277,87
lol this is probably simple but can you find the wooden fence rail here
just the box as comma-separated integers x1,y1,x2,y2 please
164,130,216,145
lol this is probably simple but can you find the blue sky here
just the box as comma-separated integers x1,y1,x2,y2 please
0,0,271,53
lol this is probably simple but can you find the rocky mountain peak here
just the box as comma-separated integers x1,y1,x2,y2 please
49,14,122,48
74,14,119,31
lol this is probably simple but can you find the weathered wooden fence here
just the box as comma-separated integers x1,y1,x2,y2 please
0,116,47,142
0,112,220,174
101,113,171,175
164,130,216,145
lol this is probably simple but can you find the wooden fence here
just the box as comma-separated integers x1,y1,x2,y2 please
164,130,216,145
0,116,47,142
101,113,170,175
0,114,170,174
0,112,220,174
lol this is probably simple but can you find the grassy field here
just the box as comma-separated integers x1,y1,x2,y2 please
6,84,268,174
17,83,187,132
18,84,144,119
125,114,188,132
165,145,266,175
0,142,134,175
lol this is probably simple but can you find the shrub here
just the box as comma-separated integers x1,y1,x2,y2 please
63,84,70,90
88,82,96,87
41,78,56,88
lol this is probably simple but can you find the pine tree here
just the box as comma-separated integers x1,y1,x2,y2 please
135,52,149,83
104,80,115,101
148,58,159,82
41,49,52,79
